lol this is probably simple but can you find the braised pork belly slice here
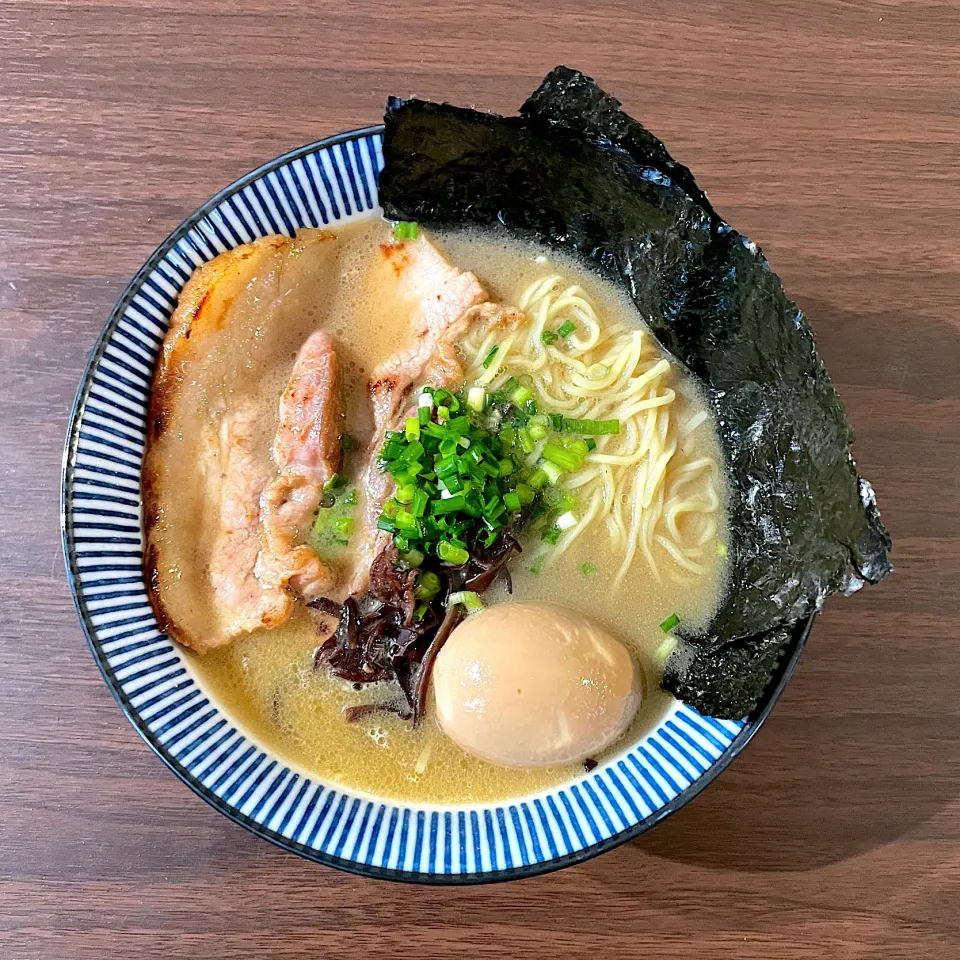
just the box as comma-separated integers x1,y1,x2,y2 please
258,330,343,601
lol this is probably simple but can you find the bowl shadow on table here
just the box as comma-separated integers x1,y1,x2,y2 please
633,295,959,874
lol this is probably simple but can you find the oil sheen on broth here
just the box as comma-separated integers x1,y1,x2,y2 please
185,218,728,804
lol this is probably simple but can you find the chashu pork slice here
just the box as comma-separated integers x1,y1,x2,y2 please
143,230,342,653
258,330,343,601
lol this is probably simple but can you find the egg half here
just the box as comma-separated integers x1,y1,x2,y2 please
432,601,641,767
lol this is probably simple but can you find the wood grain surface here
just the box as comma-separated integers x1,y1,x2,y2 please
2,1,959,957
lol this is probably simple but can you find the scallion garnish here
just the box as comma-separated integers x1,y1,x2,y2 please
333,517,355,537
539,460,564,485
557,319,576,338
437,541,469,565
415,571,442,600
482,346,499,369
541,441,584,472
448,590,486,614
467,386,486,412
394,221,419,240
510,383,533,405
562,417,620,436
580,561,597,576
659,613,680,633
541,330,559,345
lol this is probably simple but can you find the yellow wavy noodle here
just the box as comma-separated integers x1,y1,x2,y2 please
461,276,720,584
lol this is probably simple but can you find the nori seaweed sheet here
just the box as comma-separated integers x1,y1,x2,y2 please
378,66,892,719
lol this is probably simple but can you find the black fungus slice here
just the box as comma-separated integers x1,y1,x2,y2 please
378,66,892,719
311,534,521,723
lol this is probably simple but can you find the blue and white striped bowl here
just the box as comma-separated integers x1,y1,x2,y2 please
62,126,811,883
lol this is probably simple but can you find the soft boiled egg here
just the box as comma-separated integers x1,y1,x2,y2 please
432,601,641,768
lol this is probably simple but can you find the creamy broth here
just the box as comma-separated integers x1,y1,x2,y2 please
184,219,728,804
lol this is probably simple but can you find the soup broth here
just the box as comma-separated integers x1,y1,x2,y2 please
184,218,728,804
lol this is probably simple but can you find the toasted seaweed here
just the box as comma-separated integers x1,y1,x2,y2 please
379,66,892,718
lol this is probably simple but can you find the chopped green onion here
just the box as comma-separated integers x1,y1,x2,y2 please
547,413,564,431
541,441,582,472
585,438,597,452
415,571,442,600
567,439,590,460
405,417,420,441
343,488,358,505
542,526,561,545
394,221,419,240
333,517,355,537
515,482,536,505
555,511,577,531
530,555,546,575
510,384,533,405
498,458,515,477
541,330,559,345
467,386,487,412
437,541,469,565
411,488,428,518
402,547,425,568
482,347,499,369
659,613,681,633
447,590,486,614
440,473,465,494
377,516,396,533
580,561,597,576
432,495,466,515
503,491,521,512
717,543,728,557
323,473,341,492
413,602,429,622
528,420,548,441
395,508,418,531
395,483,415,504
656,633,678,662
539,460,564,484
518,427,536,454
437,405,450,423
562,417,621,436
557,319,576,338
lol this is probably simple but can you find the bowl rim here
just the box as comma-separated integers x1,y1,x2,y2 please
61,123,813,884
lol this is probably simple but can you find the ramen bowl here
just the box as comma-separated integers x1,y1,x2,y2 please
62,126,811,883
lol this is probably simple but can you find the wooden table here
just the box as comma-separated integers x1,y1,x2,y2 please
2,1,959,956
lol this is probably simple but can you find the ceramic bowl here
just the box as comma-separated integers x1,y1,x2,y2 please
62,126,811,883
